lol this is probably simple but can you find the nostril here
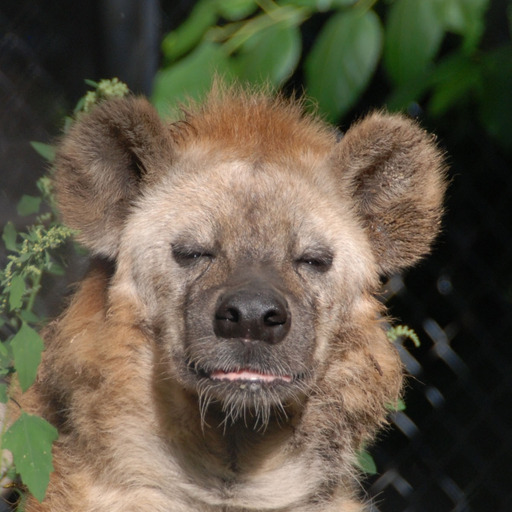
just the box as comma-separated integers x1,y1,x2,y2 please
216,307,239,323
263,308,287,326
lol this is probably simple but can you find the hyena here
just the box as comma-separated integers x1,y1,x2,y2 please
18,85,446,511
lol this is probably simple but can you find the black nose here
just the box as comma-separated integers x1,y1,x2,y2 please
213,285,291,344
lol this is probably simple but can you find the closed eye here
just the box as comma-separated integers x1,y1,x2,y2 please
171,244,215,267
295,252,333,273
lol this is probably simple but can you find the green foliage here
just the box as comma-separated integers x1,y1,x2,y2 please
11,323,45,393
16,196,42,218
0,78,129,503
29,143,56,164
355,325,419,475
3,413,58,503
357,448,378,475
153,0,512,153
153,0,309,113
305,7,382,122
0,181,72,502
384,0,444,87
80,78,129,114
387,324,421,348
232,20,302,86
153,42,235,116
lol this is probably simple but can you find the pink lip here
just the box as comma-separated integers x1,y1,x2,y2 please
210,369,292,383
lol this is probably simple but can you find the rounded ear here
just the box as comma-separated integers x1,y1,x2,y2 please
337,111,447,276
54,97,175,259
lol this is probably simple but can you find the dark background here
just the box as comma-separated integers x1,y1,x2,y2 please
1,1,511,511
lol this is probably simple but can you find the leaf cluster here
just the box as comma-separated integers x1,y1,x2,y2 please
0,170,68,505
0,79,129,505
153,0,504,147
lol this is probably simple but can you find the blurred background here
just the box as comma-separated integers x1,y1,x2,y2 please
1,1,511,510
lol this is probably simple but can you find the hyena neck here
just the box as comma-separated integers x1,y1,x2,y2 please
168,386,300,462
157,392,335,510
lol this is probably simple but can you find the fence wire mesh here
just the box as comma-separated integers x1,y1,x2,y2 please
364,131,512,511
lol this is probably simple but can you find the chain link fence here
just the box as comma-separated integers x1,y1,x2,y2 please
364,128,512,511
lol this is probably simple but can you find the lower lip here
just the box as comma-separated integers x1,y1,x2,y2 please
210,369,292,383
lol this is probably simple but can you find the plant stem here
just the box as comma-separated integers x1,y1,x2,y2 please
26,272,42,314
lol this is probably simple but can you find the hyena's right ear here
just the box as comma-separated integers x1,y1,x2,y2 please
54,97,175,259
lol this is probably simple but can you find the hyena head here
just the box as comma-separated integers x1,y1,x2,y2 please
54,85,446,431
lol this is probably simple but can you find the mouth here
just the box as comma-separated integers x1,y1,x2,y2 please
185,360,309,430
187,359,296,389
209,368,293,384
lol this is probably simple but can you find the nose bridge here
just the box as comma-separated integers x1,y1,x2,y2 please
225,259,285,293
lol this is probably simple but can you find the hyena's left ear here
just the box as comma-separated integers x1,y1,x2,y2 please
337,111,447,276
54,97,175,259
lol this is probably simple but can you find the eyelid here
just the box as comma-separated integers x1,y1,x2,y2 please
171,243,215,266
295,250,334,272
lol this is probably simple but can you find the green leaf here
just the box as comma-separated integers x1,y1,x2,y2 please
0,383,8,403
385,75,430,112
0,339,8,359
20,309,42,325
11,322,44,392
84,79,99,88
384,0,445,86
386,398,406,412
0,367,11,379
161,0,218,62
46,262,65,276
356,449,377,475
435,0,488,52
280,0,356,9
305,9,382,121
427,53,481,116
2,221,17,251
30,142,56,163
152,42,234,117
0,339,12,373
234,22,301,86
8,275,25,311
3,412,58,502
17,195,42,217
217,0,258,21
17,252,31,263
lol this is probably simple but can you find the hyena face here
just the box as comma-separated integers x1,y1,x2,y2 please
118,157,375,427
53,84,445,442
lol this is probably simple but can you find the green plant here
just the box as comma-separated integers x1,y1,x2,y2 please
0,78,129,505
354,325,418,475
153,0,512,154
0,177,69,504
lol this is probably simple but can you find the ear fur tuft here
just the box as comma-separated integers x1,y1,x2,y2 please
53,97,174,258
337,111,447,275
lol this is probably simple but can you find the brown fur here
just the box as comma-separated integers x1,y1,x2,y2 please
18,85,446,511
